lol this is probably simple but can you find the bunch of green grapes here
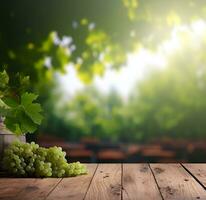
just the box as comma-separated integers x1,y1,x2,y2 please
3,141,87,178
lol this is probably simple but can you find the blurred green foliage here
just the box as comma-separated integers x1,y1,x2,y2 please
42,26,206,142
1,0,206,84
129,30,206,140
1,0,206,140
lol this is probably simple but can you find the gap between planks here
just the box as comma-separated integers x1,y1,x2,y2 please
46,164,98,200
83,163,99,200
150,163,206,200
122,164,162,200
84,163,163,200
84,164,122,200
181,163,206,190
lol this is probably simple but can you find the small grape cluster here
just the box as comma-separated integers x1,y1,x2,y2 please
3,141,87,178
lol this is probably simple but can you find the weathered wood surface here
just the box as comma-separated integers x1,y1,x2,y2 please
85,164,122,200
182,163,206,189
1,164,206,200
122,164,162,200
150,164,206,200
47,164,97,200
16,178,61,200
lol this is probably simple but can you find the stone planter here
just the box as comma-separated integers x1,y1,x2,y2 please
0,122,26,159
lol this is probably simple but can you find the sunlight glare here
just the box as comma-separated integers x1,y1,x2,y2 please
58,20,206,100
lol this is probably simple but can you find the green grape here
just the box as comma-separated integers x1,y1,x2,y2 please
3,141,87,178
65,162,87,177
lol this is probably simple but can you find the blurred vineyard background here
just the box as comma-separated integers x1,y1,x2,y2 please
1,0,206,162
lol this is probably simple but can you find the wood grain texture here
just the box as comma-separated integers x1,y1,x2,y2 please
183,164,206,188
46,164,97,200
150,163,206,200
85,164,122,200
0,178,36,200
122,164,162,200
2,164,206,200
15,178,61,200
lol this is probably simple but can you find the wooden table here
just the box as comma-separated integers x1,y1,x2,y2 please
1,164,206,200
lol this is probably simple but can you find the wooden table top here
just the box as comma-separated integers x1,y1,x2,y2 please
1,163,206,200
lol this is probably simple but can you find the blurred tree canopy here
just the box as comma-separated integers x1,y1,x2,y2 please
41,25,206,142
1,0,206,140
128,28,206,140
1,0,206,85
41,87,126,141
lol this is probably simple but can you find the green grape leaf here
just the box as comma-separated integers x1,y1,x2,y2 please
0,98,10,116
3,97,18,108
0,99,10,109
21,92,38,106
0,70,43,135
4,117,23,135
4,108,39,135
19,112,38,133
21,92,43,125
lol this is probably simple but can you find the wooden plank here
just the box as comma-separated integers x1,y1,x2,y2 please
15,178,61,200
122,164,162,200
0,178,36,200
46,164,97,200
183,164,206,188
85,164,121,200
150,164,206,200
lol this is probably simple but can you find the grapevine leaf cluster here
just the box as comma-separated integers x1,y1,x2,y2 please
3,141,87,177
0,70,43,135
